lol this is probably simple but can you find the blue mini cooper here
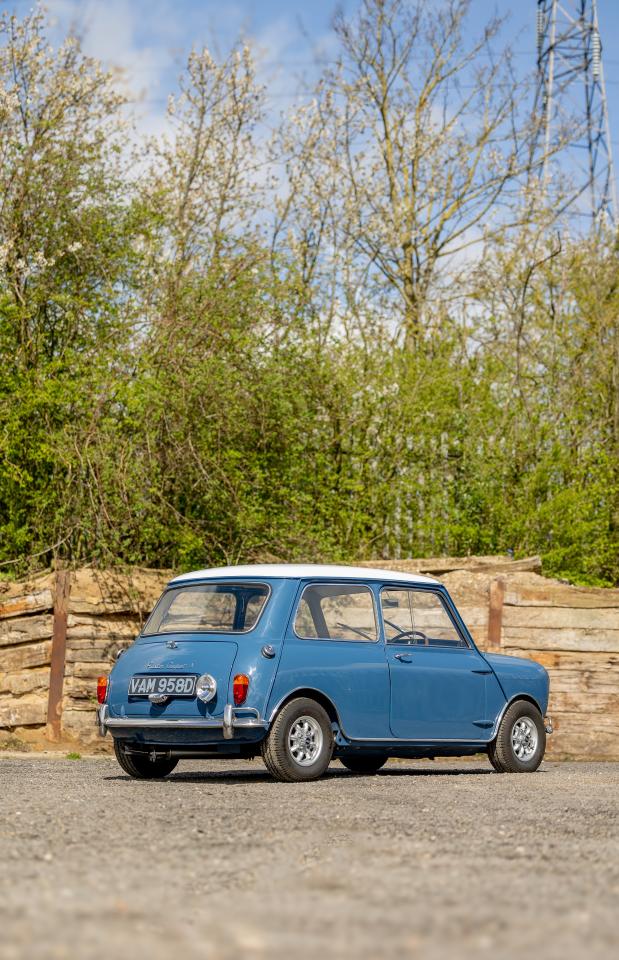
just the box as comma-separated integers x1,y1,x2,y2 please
97,564,552,782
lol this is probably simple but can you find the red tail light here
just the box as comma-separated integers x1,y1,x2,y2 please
233,674,249,706
97,676,108,704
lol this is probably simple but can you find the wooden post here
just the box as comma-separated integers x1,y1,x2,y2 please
487,577,505,651
46,566,71,741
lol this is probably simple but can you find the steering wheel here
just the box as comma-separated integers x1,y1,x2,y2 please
387,628,428,645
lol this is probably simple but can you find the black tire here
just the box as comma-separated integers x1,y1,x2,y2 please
113,739,179,779
261,697,334,782
340,755,388,775
488,700,546,773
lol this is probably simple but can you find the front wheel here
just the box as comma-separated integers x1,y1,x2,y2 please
261,697,334,782
488,701,546,773
113,739,179,779
340,755,388,775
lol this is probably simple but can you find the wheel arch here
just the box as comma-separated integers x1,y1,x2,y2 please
267,687,341,728
491,693,544,741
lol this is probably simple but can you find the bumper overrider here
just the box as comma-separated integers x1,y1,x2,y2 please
97,703,268,740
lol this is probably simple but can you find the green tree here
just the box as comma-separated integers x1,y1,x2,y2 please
0,11,141,568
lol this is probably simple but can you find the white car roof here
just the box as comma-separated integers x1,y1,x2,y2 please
169,563,439,586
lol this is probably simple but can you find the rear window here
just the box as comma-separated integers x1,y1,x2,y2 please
143,582,270,635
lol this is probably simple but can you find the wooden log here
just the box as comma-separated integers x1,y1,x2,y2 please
547,710,619,730
65,635,137,652
0,589,54,620
502,646,619,672
1,640,52,672
502,629,619,653
72,661,115,679
361,555,542,575
505,649,619,671
0,614,54,648
64,676,97,699
0,667,50,696
502,605,619,630
66,616,140,640
65,640,134,662
60,708,100,743
0,696,48,728
46,569,71,741
63,695,98,711
543,669,619,694
544,711,619,759
504,583,619,609
547,690,619,714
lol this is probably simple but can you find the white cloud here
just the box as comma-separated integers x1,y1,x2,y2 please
45,0,176,139
34,0,341,144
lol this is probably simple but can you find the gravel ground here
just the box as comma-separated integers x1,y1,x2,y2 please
0,755,618,960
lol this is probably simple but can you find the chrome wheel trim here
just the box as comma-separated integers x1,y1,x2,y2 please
510,716,539,761
288,716,323,766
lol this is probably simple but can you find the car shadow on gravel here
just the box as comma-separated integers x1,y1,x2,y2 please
103,764,497,784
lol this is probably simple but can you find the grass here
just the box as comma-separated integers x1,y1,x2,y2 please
66,752,81,760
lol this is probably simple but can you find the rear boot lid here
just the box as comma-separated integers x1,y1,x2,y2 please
108,635,238,718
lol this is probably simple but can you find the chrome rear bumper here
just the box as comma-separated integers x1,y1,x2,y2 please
544,715,553,735
97,703,267,739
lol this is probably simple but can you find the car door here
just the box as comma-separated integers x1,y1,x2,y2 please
381,585,493,741
268,580,392,740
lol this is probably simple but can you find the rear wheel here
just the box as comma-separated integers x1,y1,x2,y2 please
113,739,179,779
340,755,388,775
488,701,546,773
261,697,333,782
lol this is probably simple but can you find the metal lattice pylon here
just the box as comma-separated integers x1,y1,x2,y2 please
534,0,617,227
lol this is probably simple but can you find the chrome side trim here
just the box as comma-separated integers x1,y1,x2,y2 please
341,734,492,744
97,703,267,734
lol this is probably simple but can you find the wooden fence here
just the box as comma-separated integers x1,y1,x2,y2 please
1,559,618,757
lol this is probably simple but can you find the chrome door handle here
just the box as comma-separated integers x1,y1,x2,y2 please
394,653,413,662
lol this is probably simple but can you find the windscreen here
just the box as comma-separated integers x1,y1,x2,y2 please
143,582,270,635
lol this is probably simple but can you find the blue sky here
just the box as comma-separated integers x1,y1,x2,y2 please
7,0,619,195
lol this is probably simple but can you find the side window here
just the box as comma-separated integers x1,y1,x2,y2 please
294,583,378,642
381,589,466,648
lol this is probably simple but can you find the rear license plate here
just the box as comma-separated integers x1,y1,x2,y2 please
129,675,197,697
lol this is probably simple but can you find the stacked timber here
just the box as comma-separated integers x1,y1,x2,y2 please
60,568,170,742
498,576,619,760
0,574,54,728
1,558,618,757
0,568,170,746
